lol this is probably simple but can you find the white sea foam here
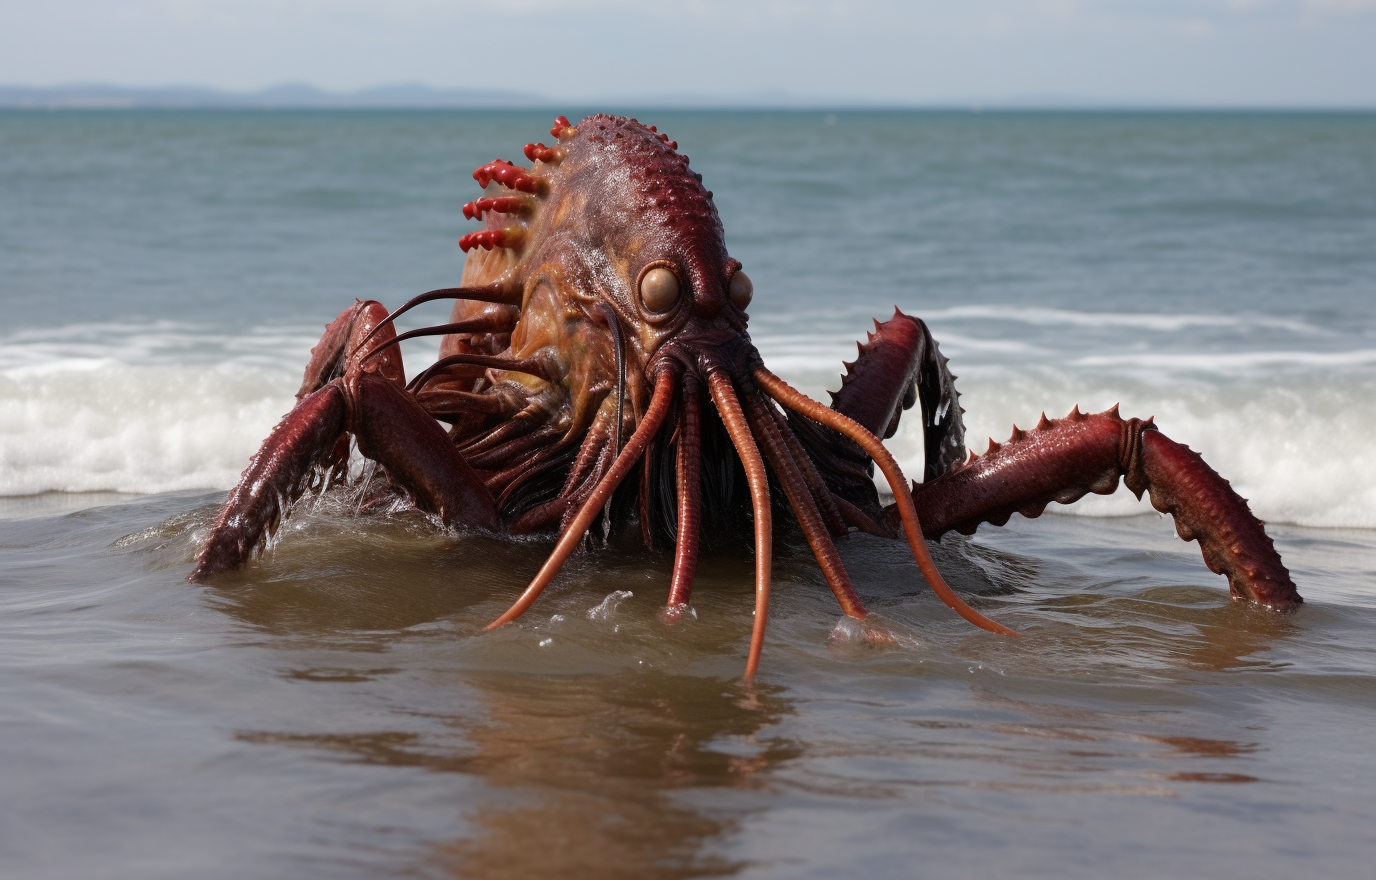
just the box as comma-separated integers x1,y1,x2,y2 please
0,324,316,496
3,321,1374,529
1072,349,1376,371
913,305,1328,336
751,304,1330,337
756,323,1376,530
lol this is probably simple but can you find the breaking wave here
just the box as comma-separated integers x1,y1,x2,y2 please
3,317,1374,529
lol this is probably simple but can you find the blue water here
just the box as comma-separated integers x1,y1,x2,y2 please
2,109,1375,878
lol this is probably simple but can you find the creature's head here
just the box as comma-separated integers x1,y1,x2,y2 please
457,115,756,407
371,115,1008,678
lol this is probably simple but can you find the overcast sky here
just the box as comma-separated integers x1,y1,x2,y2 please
2,0,1373,106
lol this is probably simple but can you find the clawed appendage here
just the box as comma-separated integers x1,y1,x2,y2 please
190,116,1300,682
900,406,1301,610
189,300,499,582
783,309,1300,612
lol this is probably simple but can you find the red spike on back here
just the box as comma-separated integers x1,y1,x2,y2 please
1037,412,1052,430
551,116,577,139
523,143,565,165
473,160,539,194
462,196,529,220
459,227,526,253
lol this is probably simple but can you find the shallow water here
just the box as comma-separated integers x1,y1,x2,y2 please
4,492,1376,878
2,109,1375,877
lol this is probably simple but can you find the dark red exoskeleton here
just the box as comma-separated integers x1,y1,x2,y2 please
192,115,1300,677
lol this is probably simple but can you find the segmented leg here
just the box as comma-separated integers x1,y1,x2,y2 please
190,301,500,581
790,309,965,520
904,407,1301,609
190,383,350,581
298,300,405,397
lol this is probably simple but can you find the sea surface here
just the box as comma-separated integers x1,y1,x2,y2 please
2,109,1375,878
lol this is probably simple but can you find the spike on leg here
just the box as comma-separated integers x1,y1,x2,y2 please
906,407,1301,609
790,309,966,521
1138,429,1298,608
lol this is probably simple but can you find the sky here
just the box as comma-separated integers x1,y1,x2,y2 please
1,0,1374,106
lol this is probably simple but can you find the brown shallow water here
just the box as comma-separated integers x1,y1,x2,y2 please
2,490,1375,879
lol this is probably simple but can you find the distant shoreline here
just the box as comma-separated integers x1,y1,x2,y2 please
3,84,1373,112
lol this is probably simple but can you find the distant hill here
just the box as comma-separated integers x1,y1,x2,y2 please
0,83,548,109
6,83,1348,111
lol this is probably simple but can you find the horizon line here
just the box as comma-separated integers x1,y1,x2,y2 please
2,82,1374,112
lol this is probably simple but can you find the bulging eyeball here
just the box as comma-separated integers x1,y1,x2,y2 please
729,271,753,311
640,267,680,312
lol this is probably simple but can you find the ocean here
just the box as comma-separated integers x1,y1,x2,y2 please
2,109,1375,878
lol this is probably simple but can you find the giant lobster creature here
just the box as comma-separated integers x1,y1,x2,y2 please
191,115,1301,677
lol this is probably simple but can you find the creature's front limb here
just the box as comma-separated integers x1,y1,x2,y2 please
190,383,350,580
190,301,499,581
788,309,965,520
904,407,1301,609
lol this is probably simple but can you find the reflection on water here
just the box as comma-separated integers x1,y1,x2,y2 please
236,672,794,879
3,492,1376,878
432,673,791,879
206,498,800,877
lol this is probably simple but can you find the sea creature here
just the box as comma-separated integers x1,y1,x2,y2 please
191,114,1301,677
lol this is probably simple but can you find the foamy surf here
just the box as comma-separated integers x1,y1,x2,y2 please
2,318,1374,529
755,308,1376,530
0,323,313,495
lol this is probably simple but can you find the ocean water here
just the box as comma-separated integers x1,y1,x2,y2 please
2,109,1375,878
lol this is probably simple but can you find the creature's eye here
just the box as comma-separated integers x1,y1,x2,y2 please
640,266,681,312
729,271,753,311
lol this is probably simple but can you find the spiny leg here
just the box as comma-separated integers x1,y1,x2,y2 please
908,406,1301,609
789,309,965,521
